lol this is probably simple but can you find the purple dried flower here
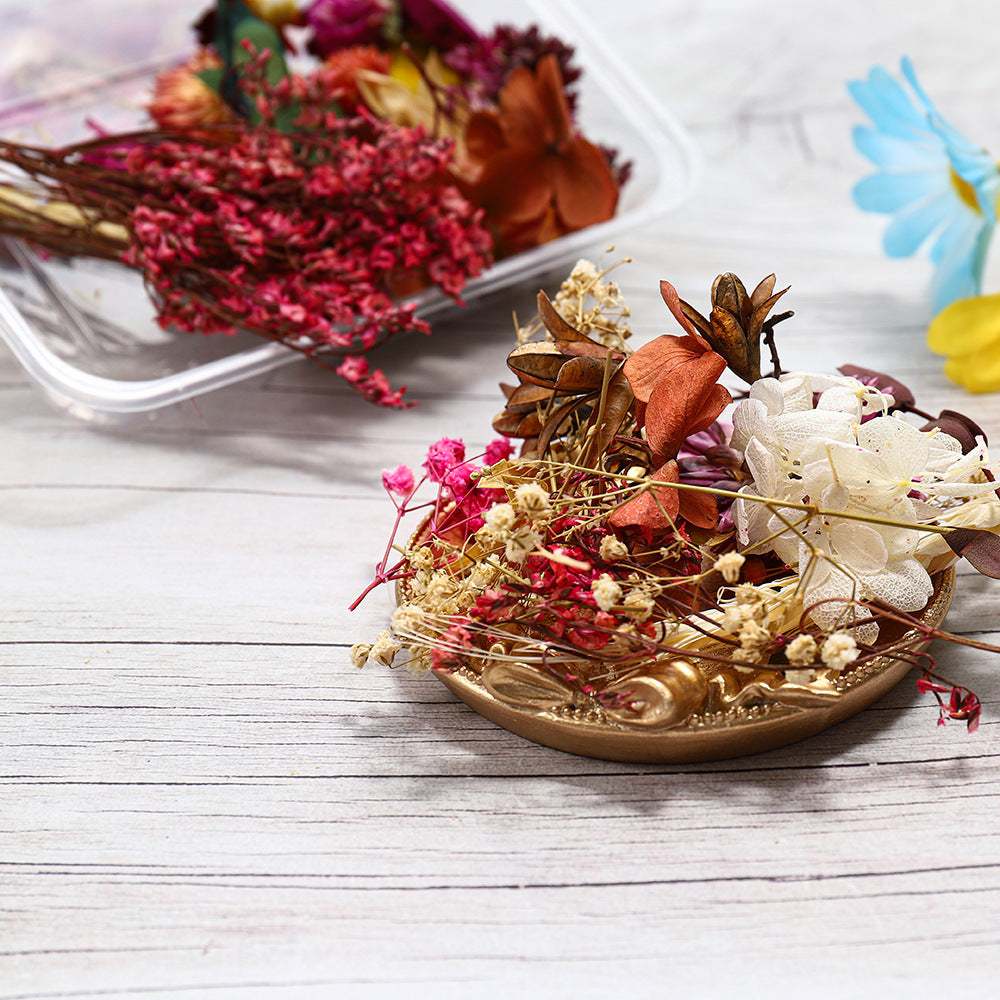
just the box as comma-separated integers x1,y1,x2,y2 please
400,0,480,51
446,24,581,108
306,0,392,57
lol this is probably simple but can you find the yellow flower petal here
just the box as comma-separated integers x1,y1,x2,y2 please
943,343,1000,392
245,0,300,26
927,291,1000,356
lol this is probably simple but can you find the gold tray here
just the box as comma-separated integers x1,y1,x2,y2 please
426,570,955,763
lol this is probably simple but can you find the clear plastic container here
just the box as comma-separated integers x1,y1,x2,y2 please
0,0,699,422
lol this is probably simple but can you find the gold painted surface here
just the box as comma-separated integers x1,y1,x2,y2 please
406,570,955,763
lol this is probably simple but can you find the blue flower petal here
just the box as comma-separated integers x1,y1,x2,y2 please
929,230,984,311
848,57,1000,313
853,170,944,212
848,67,930,140
881,193,952,257
927,216,994,311
852,125,943,170
927,212,979,265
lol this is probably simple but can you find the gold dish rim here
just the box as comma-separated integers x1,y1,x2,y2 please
401,569,955,763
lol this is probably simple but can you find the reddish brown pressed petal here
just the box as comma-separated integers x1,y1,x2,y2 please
469,146,552,223
537,290,589,343
946,527,1000,578
492,407,544,438
557,338,622,361
503,381,556,412
609,460,719,534
608,460,681,535
551,139,619,231
659,279,706,342
837,363,916,410
622,334,727,404
495,63,552,146
645,378,731,463
579,369,633,466
506,342,573,387
678,489,718,530
552,355,614,392
463,112,507,164
533,54,573,143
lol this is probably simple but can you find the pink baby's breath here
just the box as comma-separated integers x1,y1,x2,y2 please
382,464,416,498
423,437,466,483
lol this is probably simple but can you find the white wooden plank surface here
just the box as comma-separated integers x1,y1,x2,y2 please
4,1,1000,997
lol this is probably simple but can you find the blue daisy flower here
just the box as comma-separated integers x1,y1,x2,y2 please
849,57,1000,312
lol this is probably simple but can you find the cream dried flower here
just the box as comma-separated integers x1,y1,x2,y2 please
425,573,457,606
713,552,746,584
350,643,371,669
505,525,541,563
514,483,551,520
406,647,433,674
591,573,623,612
622,591,655,622
732,647,762,667
722,602,759,634
820,632,860,671
599,535,629,562
410,546,435,572
738,619,772,651
785,668,817,685
735,583,763,606
785,633,819,667
469,563,499,590
391,603,425,636
370,630,401,667
484,502,516,534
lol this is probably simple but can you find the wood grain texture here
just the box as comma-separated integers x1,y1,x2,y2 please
3,1,1000,997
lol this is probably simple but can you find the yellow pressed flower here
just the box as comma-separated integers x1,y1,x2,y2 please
356,51,468,146
245,0,302,26
927,292,1000,392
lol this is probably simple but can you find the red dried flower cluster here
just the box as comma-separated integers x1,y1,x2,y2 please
119,109,491,406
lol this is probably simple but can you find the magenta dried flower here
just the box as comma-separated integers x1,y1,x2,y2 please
423,437,466,483
399,0,480,51
305,0,392,57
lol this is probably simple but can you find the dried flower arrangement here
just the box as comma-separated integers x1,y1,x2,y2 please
0,0,627,407
353,259,1000,761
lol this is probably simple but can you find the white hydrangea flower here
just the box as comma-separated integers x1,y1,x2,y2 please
731,371,996,636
